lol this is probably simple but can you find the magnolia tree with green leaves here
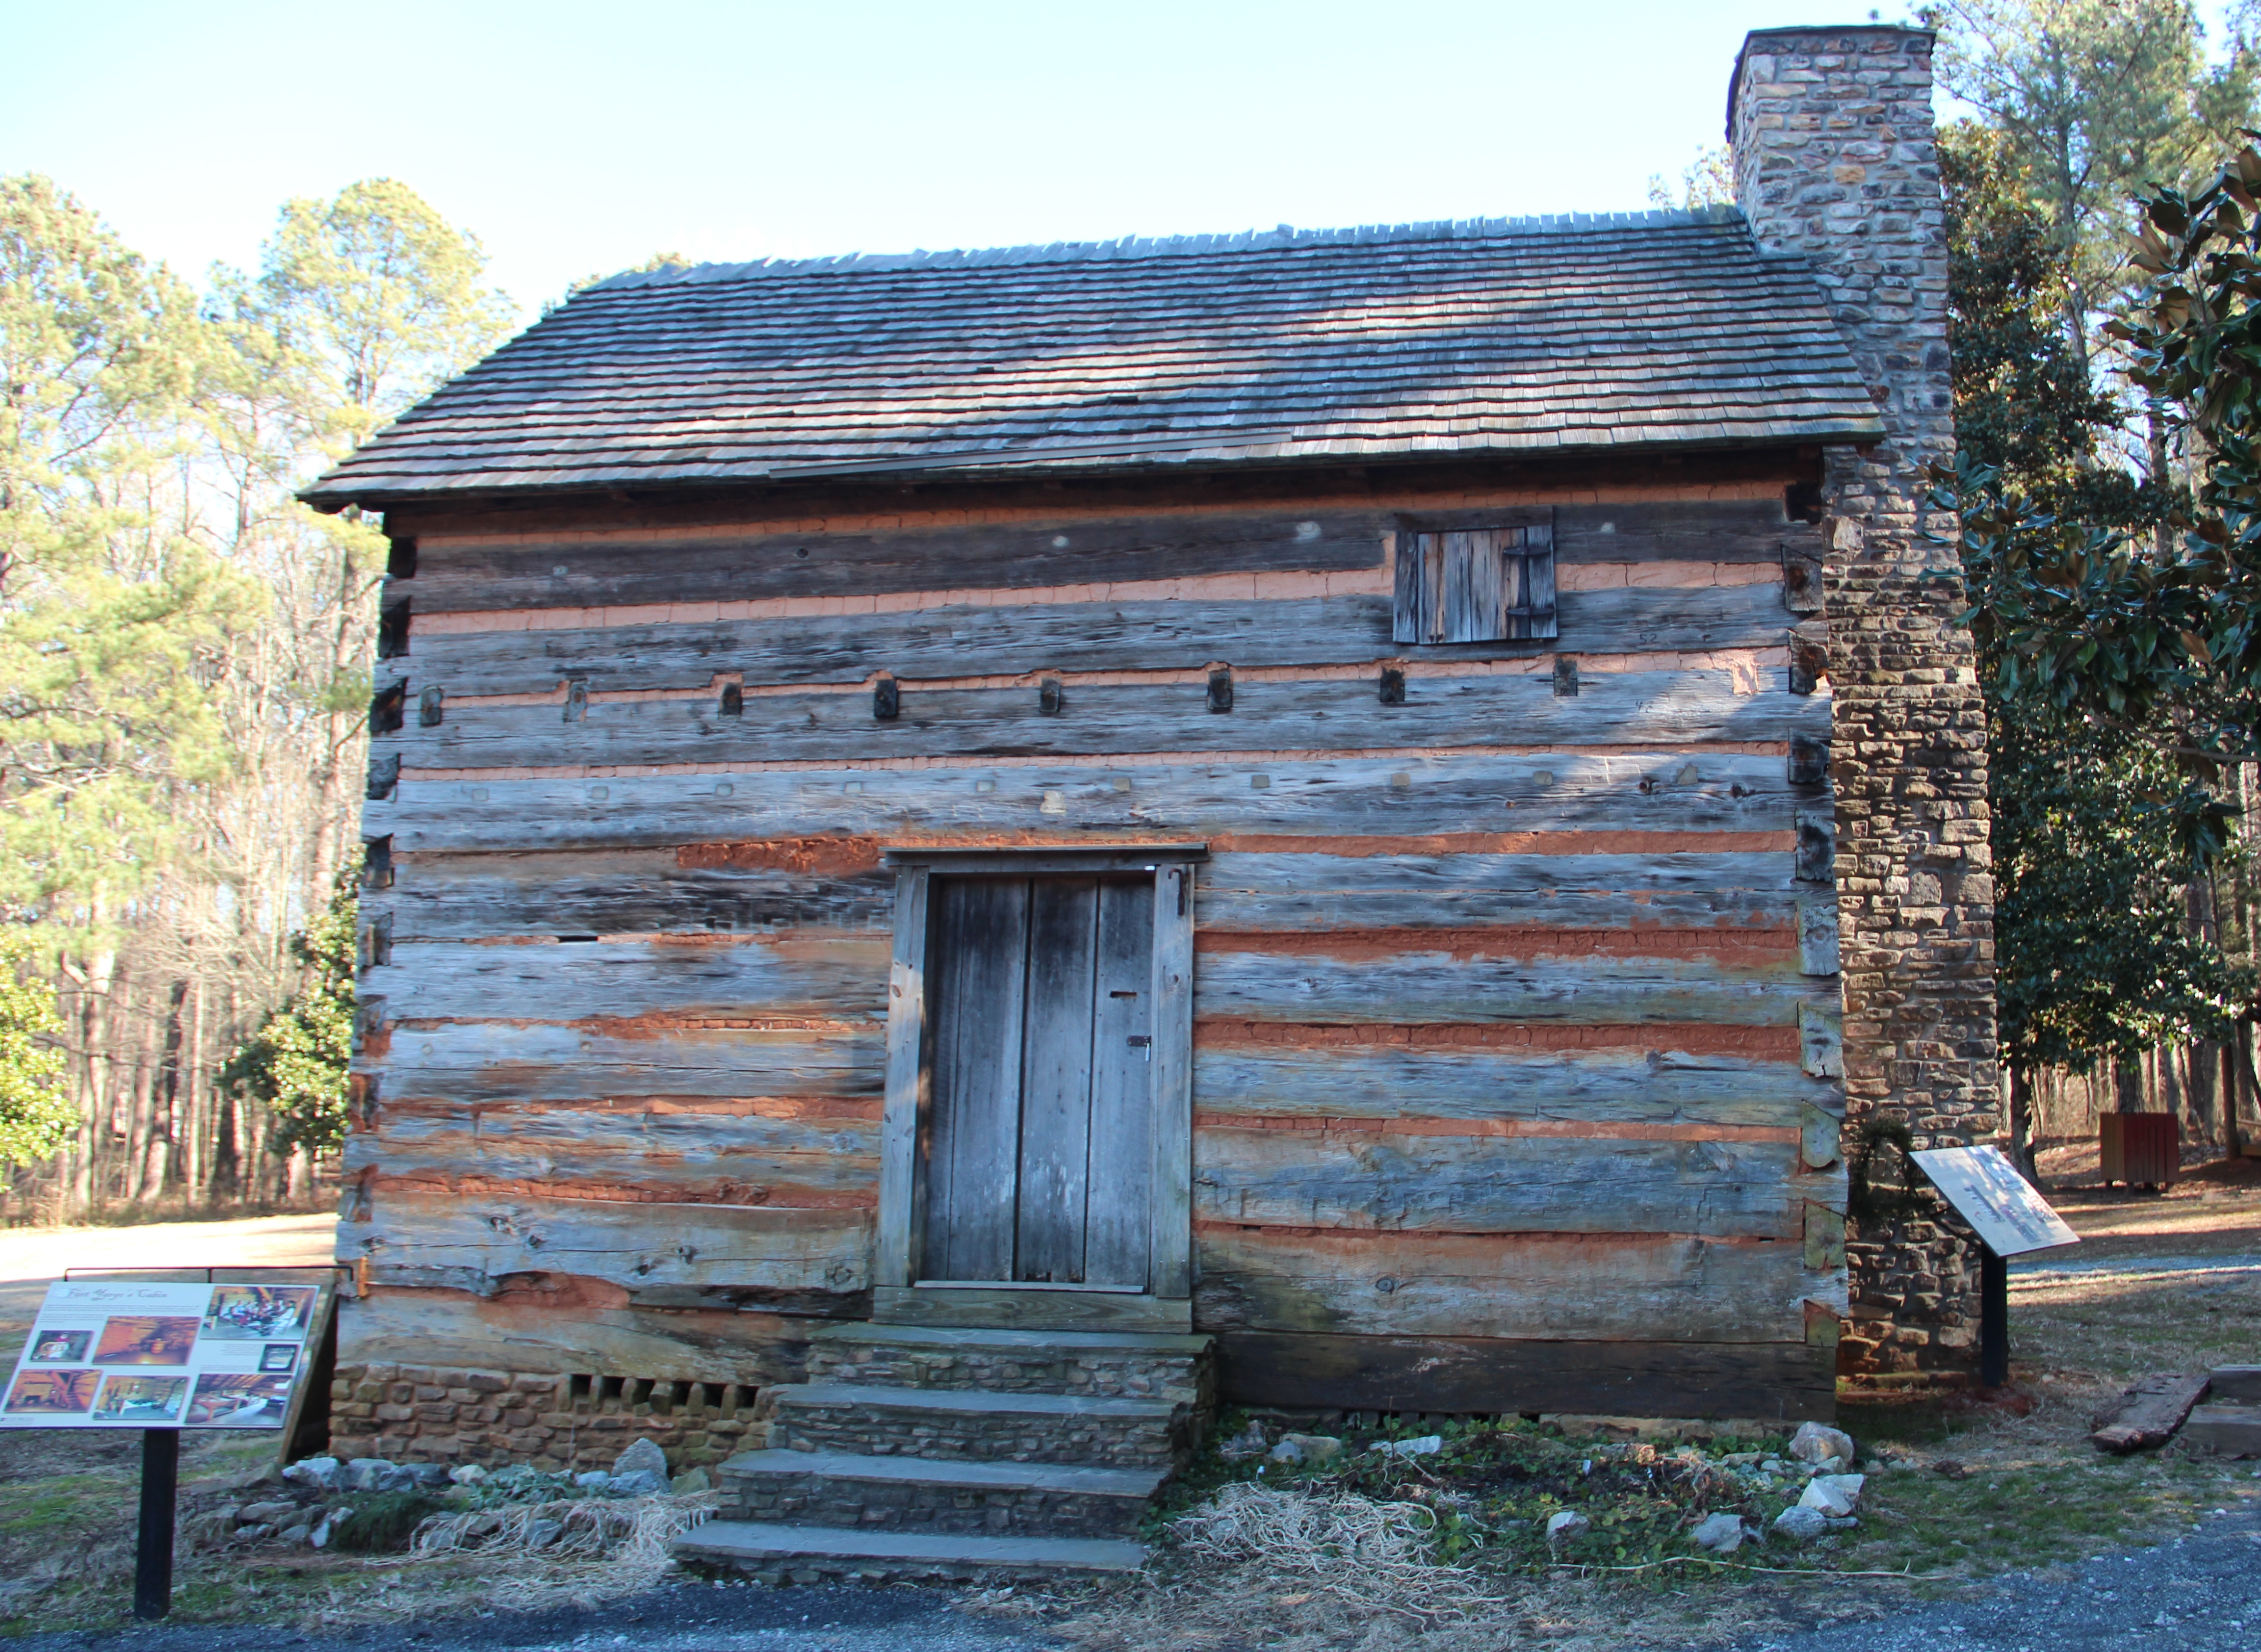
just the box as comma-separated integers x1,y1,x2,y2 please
0,929,68,1166
1963,144,2261,804
218,877,357,1159
1940,110,2256,1171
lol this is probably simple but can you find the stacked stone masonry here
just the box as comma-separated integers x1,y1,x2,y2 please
328,1361,764,1474
726,1466,1151,1538
759,1386,1184,1469
1731,25,1999,1375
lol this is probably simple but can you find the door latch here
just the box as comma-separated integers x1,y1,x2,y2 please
1127,1034,1152,1061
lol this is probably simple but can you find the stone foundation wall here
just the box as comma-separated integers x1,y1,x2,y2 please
327,1361,765,1473
1731,25,1999,1377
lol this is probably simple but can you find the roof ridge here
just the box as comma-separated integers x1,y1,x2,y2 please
587,206,1749,292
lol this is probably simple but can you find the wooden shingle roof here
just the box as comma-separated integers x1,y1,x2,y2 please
303,207,1883,508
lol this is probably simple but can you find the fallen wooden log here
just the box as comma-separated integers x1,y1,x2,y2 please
2089,1372,2211,1454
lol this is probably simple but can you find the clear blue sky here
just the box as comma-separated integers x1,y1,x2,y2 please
11,1,1932,317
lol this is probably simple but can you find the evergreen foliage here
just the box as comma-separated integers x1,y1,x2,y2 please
218,876,358,1158
0,927,68,1167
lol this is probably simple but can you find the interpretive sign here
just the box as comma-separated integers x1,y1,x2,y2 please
1911,1145,2080,1259
1,1279,323,1429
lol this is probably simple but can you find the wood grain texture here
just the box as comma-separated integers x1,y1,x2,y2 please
344,1189,873,1308
372,850,893,940
1193,1228,1834,1342
1193,946,1822,1027
372,668,1823,773
366,847,1802,941
407,584,1793,695
1214,1331,1836,1419
1191,1127,1808,1237
1150,864,1196,1299
922,877,1029,1282
1016,876,1101,1284
364,934,889,1023
1190,1043,1837,1126
368,752,1809,854
338,1289,812,1388
369,1022,883,1103
877,867,930,1289
1199,851,1800,931
1089,878,1156,1289
870,1286,1193,1333
409,511,1389,614
343,1100,877,1203
1555,500,1821,565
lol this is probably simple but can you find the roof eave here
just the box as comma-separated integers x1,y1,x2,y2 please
299,424,1885,516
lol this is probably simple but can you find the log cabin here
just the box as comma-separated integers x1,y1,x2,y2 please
305,25,1996,1574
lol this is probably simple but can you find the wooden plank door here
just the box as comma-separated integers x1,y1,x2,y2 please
919,874,1153,1288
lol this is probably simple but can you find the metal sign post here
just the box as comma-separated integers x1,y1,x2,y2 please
1911,1145,2079,1390
134,1428,180,1619
1,1264,348,1622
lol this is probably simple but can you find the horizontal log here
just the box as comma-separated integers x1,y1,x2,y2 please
366,932,1819,1030
404,584,1792,694
338,1288,810,1387
344,1101,878,1203
869,1287,1193,1333
345,1189,873,1309
1555,500,1822,564
1191,1127,1809,1237
374,850,893,940
374,668,1827,772
368,751,1812,854
367,847,1798,942
410,510,1390,614
1193,1228,1831,1342
364,934,889,1024
1200,851,1800,931
368,1022,883,1102
1191,1042,1838,1125
1214,1331,1835,1420
1194,946,1820,1027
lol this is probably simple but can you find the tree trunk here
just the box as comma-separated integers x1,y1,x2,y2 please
2235,1019,2256,1162
2115,1057,2145,1115
2189,1041,2222,1157
2009,1064,2038,1181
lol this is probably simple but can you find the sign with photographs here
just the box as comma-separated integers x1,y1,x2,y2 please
2,1279,323,1430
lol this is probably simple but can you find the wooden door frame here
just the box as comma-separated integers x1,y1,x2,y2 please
872,844,1203,1325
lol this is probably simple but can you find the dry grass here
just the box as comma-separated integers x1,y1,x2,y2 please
295,1492,722,1626
1169,1482,1513,1621
1028,1164,2261,1652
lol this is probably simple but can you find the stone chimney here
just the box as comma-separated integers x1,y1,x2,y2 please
1729,27,2000,1380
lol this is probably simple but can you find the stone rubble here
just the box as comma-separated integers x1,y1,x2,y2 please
1692,1512,1754,1553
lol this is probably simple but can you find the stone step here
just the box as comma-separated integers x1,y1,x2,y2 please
805,1320,1212,1400
761,1381,1186,1468
716,1447,1166,1537
675,1518,1145,1583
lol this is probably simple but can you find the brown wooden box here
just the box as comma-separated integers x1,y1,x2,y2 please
2100,1112,2178,1188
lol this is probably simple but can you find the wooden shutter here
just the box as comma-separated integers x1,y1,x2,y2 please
1392,521,1558,644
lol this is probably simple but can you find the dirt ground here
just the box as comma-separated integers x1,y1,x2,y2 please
0,1173,2253,1649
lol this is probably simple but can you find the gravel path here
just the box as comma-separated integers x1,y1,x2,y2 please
1700,1498,2261,1652
14,1506,2261,1652
8,1584,1052,1652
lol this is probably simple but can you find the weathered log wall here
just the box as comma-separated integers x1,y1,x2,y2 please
340,466,1849,1437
